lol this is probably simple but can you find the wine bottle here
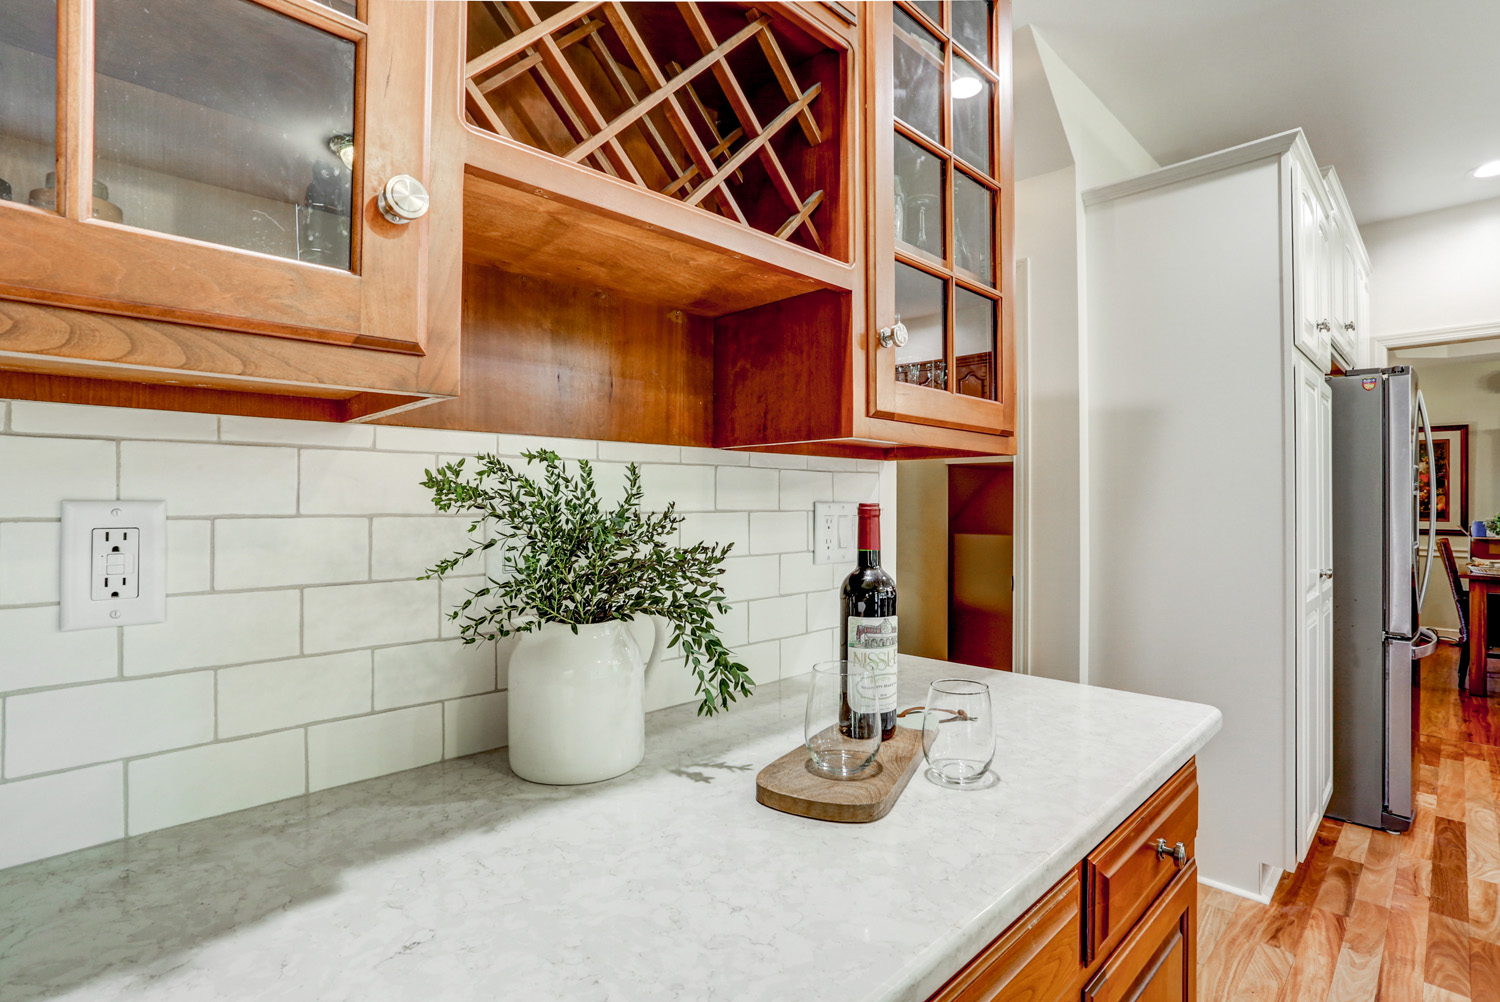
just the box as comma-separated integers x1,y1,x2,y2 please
841,502,898,740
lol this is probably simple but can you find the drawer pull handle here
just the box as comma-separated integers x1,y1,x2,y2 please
1154,839,1187,866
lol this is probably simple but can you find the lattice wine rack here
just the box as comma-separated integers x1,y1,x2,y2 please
465,1,843,257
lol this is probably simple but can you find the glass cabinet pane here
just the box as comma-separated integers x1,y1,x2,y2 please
893,7,943,142
952,57,992,173
954,172,992,284
951,1,991,67
312,0,359,16
894,263,948,390
0,0,58,210
909,1,943,27
894,134,945,261
94,0,357,267
954,287,996,399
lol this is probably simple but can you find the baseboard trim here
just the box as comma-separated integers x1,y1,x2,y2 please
1198,873,1275,905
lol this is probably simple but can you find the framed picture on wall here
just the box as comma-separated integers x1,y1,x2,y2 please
1418,424,1469,535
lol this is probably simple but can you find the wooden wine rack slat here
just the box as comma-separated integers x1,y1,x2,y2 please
465,0,834,253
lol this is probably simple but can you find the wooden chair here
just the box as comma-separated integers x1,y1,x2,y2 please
1439,537,1472,690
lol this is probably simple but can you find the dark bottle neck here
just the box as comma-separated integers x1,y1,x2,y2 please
858,547,882,570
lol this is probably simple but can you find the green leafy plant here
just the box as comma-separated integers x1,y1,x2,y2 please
421,449,754,716
1486,514,1500,536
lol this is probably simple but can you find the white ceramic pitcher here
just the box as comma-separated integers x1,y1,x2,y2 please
506,617,666,785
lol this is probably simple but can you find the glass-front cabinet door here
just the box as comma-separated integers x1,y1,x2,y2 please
0,0,431,351
867,0,1014,436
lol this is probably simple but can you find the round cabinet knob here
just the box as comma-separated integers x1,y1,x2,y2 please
378,174,429,225
1154,838,1188,866
878,316,909,348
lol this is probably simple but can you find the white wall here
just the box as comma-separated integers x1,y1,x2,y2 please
0,399,888,870
1364,195,1500,338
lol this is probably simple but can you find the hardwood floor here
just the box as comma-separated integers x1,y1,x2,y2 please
1199,644,1500,1001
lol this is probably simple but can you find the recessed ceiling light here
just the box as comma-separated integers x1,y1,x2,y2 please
1474,160,1500,178
952,75,983,100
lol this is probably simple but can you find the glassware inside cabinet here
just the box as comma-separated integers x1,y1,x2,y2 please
894,134,945,261
0,0,58,211
892,7,943,142
894,262,947,390
93,0,357,267
954,173,993,283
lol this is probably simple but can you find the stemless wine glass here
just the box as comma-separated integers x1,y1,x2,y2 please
805,661,883,779
921,678,995,788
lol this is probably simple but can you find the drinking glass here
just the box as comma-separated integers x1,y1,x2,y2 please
805,661,883,779
921,678,994,787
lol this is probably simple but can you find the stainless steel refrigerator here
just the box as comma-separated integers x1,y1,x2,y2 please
1327,366,1437,832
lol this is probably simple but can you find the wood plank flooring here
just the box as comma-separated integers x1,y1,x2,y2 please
1199,644,1500,1001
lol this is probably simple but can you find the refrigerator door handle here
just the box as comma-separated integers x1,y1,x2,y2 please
1416,390,1436,611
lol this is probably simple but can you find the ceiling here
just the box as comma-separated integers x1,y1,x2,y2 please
1011,0,1500,224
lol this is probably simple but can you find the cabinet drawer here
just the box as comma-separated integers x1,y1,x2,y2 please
927,871,1082,1002
1083,861,1196,1002
1085,761,1197,961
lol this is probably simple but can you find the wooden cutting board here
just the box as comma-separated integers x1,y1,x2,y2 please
755,725,925,823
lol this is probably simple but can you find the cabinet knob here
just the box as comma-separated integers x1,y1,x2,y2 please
1344,321,1357,332
878,316,909,349
377,174,430,225
1316,320,1332,332
1320,568,1334,580
1154,839,1188,866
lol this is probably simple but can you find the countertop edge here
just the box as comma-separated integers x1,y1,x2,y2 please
883,704,1224,1002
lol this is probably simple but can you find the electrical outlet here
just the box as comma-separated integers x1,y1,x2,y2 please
61,500,167,631
813,502,857,566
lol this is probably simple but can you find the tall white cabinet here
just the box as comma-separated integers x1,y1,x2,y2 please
1082,131,1366,898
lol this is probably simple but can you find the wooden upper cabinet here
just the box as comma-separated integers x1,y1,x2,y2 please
867,0,1015,438
0,0,431,349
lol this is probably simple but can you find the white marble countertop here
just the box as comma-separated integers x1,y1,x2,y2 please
0,656,1220,1002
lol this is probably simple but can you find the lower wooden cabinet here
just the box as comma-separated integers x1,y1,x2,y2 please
926,760,1198,1002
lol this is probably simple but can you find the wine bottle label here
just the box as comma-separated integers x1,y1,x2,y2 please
846,616,898,713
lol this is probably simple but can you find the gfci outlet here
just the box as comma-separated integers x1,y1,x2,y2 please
813,502,857,566
60,500,167,631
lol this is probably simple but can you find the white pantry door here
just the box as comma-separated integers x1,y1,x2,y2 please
1294,354,1334,861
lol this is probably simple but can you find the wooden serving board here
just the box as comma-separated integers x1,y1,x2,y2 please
755,725,925,823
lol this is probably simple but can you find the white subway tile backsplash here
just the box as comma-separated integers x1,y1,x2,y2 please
0,763,124,870
749,452,808,469
124,590,301,675
303,579,439,653
10,401,217,441
374,639,495,710
307,704,443,792
0,605,118,694
5,673,214,777
749,511,807,554
679,446,748,466
719,555,781,602
166,521,212,594
127,730,306,835
834,472,881,503
495,433,597,460
214,517,369,589
678,512,749,551
747,595,807,643
807,590,840,632
219,415,376,449
121,442,297,516
0,399,894,869
374,426,498,455
371,516,483,581
779,552,835,594
0,436,116,517
217,652,372,738
780,630,837,678
641,464,715,512
299,450,437,515
715,467,779,510
0,521,60,605
597,441,681,464
444,691,508,758
779,470,834,510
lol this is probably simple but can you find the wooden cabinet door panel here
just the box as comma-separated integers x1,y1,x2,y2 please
927,871,1082,1002
1085,761,1197,961
1084,862,1196,1002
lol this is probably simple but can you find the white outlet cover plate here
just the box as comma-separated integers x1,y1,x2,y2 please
60,500,167,631
813,501,857,566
